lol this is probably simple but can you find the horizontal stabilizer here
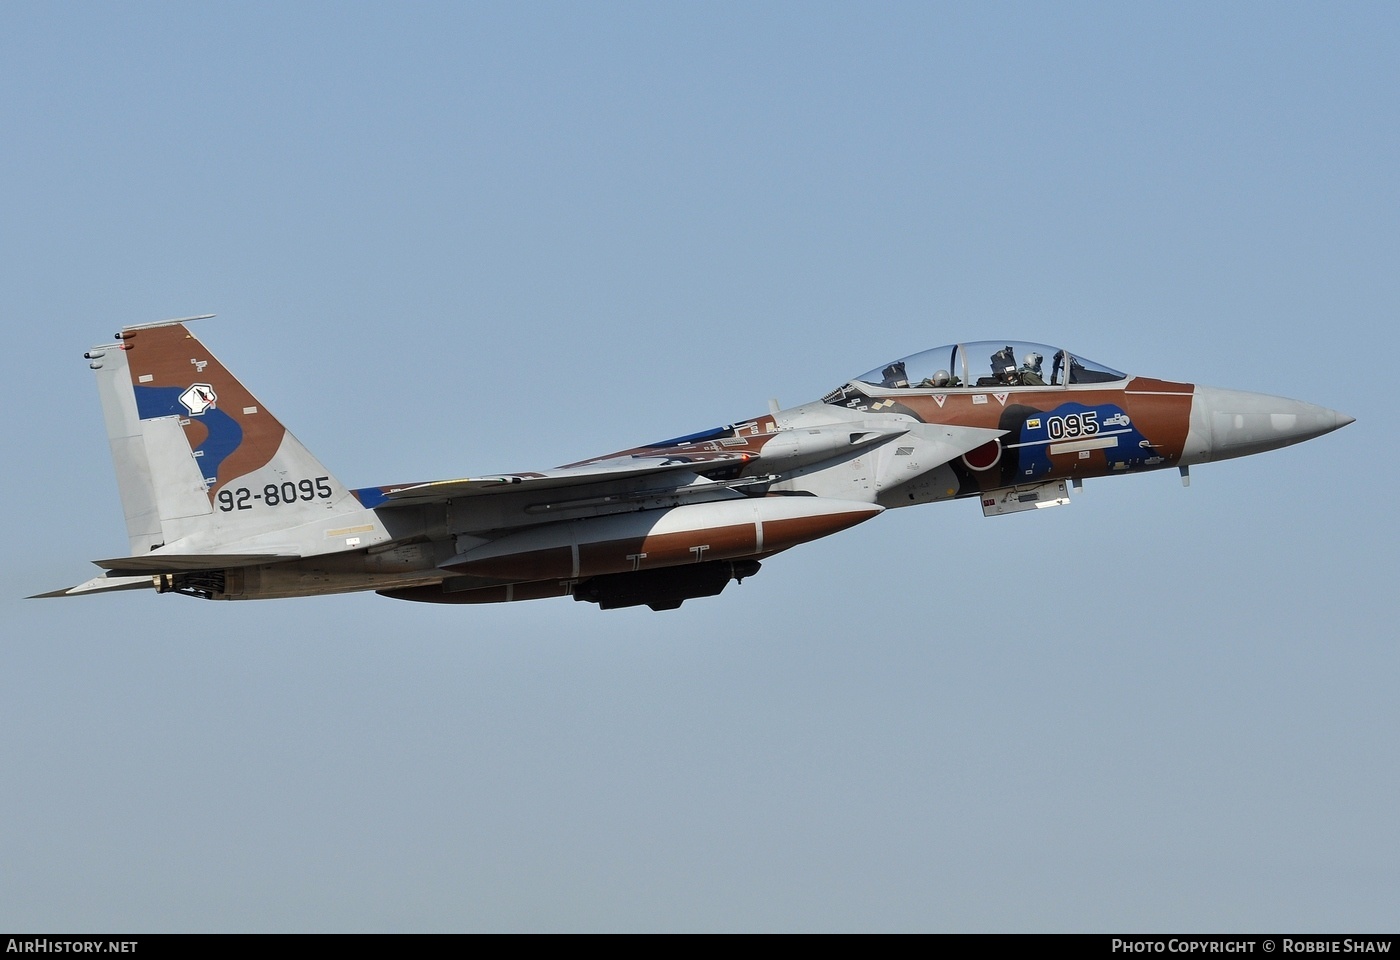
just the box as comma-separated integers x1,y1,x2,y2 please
368,455,749,508
92,553,297,574
30,574,153,599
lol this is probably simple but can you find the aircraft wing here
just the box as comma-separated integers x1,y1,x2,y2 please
366,421,1006,510
365,454,750,508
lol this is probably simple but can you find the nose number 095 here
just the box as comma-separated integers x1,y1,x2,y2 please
1045,411,1100,440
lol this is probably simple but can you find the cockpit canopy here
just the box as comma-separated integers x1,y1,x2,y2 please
845,341,1126,391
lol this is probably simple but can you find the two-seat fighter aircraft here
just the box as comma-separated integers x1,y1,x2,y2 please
38,317,1352,610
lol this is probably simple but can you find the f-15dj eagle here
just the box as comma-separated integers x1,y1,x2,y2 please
38,317,1352,610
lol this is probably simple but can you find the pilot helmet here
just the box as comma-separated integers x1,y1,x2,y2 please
1023,351,1043,372
931,369,951,386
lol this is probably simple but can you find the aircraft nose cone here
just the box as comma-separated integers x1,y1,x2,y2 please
1192,385,1353,462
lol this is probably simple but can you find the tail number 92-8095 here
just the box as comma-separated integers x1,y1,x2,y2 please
216,477,332,512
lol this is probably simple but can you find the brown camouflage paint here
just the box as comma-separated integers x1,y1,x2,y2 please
121,323,287,498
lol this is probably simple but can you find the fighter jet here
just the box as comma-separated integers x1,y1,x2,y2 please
37,318,1352,610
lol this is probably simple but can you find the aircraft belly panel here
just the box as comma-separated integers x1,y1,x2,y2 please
878,463,961,507
223,563,446,600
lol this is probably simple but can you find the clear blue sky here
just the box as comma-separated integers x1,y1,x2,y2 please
2,1,1395,932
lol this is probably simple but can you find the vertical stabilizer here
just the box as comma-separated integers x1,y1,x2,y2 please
86,318,390,557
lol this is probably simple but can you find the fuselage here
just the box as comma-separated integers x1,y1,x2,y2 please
349,342,1350,608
